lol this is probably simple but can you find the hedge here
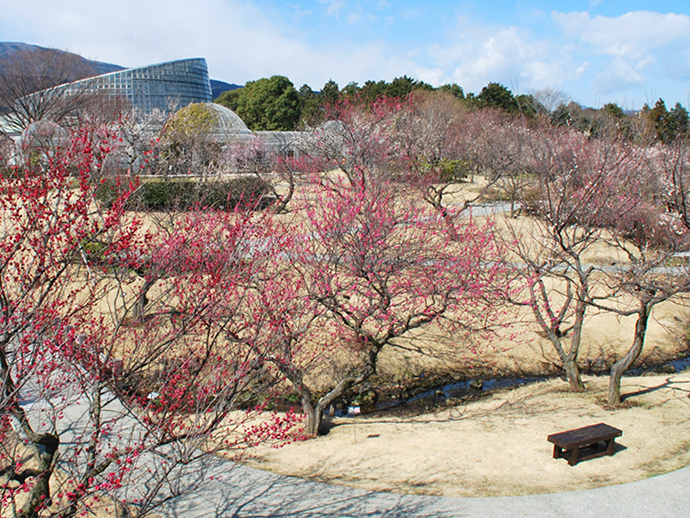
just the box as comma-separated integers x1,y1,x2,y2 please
95,176,273,211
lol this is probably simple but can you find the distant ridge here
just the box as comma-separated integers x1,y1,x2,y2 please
0,42,242,97
210,79,241,99
0,42,124,76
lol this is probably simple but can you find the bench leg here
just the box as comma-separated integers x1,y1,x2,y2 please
568,447,579,466
605,439,616,456
553,445,563,459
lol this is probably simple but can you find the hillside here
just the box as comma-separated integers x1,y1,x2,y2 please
0,42,241,96
0,41,123,75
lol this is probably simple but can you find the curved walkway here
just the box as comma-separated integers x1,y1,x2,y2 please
159,461,690,518
24,366,689,517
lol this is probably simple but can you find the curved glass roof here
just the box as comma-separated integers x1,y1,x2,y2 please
203,103,252,136
24,58,213,115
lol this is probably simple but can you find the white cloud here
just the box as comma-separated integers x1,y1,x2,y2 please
401,8,423,20
345,10,377,24
319,0,345,17
2,1,688,109
552,11,690,100
524,61,568,89
0,0,406,88
288,3,312,20
0,0,274,67
429,20,572,94
575,62,590,76
413,67,445,87
593,57,645,94
348,12,362,23
553,11,690,60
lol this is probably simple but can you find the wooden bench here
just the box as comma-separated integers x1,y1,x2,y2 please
547,423,622,466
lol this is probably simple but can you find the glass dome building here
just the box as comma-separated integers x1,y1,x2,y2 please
47,58,213,114
198,103,253,138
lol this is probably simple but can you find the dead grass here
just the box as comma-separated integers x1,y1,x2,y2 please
241,372,690,497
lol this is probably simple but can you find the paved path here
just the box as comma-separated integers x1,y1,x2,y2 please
21,369,690,517
159,460,690,518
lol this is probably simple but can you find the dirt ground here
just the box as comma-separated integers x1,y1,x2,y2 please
242,371,690,497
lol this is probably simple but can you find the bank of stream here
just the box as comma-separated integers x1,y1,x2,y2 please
328,350,690,419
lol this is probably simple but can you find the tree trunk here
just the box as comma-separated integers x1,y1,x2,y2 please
510,192,518,219
133,277,156,321
1,357,60,518
531,289,585,391
564,357,584,391
564,292,587,392
272,173,294,214
436,205,459,241
16,433,59,518
300,358,378,437
608,303,649,406
277,341,381,438
303,401,323,438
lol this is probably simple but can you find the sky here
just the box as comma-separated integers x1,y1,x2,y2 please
0,0,689,110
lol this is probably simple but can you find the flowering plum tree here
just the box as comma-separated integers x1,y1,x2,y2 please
462,109,532,218
585,143,690,405
310,97,405,189
390,91,471,235
506,127,639,391
223,134,321,214
254,177,510,436
647,137,690,231
0,128,293,517
598,225,690,405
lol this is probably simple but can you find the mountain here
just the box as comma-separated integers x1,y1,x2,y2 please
210,79,241,99
0,42,124,76
0,42,241,96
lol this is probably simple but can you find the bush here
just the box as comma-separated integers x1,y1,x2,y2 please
94,176,125,208
437,159,471,182
95,176,273,211
80,239,109,264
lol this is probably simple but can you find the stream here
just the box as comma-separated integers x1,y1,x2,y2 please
334,351,690,417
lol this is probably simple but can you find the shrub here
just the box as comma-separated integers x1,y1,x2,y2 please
95,176,273,211
80,239,109,264
437,159,471,182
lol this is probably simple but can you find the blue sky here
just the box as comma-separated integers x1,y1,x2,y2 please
0,1,689,109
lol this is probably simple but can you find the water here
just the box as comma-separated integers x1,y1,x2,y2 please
666,353,690,371
368,374,549,412
363,353,690,415
627,353,690,376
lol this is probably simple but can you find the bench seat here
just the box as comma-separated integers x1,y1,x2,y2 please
547,423,622,466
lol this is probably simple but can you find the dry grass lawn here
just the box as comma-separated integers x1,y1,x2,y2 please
237,177,690,495
241,372,690,497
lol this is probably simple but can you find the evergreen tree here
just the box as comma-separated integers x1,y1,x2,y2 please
438,83,464,99
477,82,519,113
298,83,322,127
232,75,301,131
215,88,242,111
321,79,341,106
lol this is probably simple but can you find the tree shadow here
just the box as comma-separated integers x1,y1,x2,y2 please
620,374,690,402
157,460,479,518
